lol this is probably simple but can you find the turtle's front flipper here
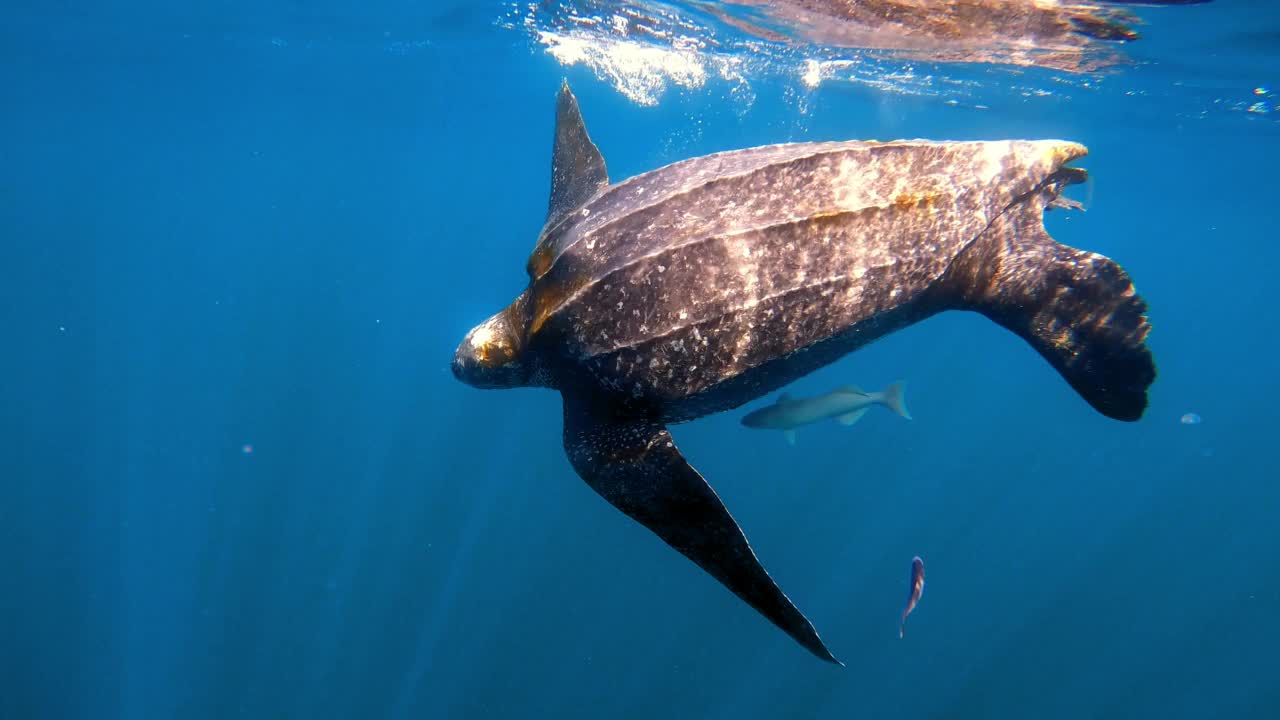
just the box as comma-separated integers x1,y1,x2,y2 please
562,394,841,665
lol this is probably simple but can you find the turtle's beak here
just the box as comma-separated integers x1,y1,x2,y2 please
452,309,526,389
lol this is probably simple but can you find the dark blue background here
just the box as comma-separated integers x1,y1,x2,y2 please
3,1,1277,718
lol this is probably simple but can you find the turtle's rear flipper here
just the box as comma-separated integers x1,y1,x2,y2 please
948,199,1155,421
562,395,841,665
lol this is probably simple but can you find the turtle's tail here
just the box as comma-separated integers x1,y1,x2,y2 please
945,201,1155,421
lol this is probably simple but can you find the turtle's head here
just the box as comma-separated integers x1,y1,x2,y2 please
452,297,530,389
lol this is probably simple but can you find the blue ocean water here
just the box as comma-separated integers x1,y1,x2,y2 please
2,1,1278,718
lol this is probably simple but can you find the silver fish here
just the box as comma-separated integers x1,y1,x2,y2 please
741,382,911,445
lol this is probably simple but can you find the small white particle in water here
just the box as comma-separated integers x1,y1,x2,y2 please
58,326,66,332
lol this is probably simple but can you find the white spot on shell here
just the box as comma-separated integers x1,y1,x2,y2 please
979,141,1012,183
468,325,495,350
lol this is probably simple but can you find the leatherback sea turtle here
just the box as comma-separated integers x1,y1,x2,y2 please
451,83,1155,663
